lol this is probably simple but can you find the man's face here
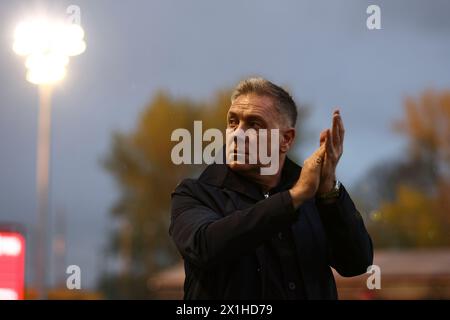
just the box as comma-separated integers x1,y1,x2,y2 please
226,93,284,173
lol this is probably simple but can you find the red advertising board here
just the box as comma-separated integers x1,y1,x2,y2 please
0,231,25,300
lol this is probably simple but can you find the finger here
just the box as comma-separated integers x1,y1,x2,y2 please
310,143,325,165
319,143,326,158
332,113,341,148
325,129,333,152
319,129,327,146
313,142,326,157
325,129,334,158
335,109,345,145
315,144,326,167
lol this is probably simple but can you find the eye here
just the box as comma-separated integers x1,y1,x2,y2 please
228,118,238,127
249,121,261,129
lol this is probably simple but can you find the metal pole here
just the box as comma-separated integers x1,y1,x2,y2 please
35,85,52,299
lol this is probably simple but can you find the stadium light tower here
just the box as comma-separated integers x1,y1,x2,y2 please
13,17,86,299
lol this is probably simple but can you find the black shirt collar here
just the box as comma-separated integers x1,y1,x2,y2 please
198,151,302,201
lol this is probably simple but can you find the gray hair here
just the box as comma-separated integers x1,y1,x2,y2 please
231,77,298,127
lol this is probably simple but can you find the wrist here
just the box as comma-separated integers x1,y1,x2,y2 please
289,187,308,209
317,175,336,195
316,180,341,203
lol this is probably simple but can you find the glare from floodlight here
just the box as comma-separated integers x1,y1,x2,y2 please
13,18,86,85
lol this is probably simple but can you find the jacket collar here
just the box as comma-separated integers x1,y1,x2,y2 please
198,150,302,201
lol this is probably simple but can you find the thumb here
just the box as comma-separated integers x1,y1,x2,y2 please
311,144,326,169
319,129,327,146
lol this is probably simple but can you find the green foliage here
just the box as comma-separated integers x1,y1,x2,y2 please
370,185,449,248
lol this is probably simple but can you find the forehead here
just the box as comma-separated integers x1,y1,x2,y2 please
228,94,277,116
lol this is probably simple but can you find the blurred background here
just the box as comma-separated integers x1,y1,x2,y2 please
0,0,449,299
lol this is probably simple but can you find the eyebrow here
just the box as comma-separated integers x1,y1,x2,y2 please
227,111,238,118
227,111,267,125
246,114,266,124
230,103,268,108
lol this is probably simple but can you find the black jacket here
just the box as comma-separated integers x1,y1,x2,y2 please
169,157,373,299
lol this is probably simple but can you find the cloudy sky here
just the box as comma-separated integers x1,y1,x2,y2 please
1,0,450,289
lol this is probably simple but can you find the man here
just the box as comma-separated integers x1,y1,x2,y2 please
169,78,373,299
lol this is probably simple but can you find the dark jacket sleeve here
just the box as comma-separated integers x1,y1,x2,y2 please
169,179,298,269
316,184,374,277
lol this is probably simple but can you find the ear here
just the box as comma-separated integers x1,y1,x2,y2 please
280,128,295,153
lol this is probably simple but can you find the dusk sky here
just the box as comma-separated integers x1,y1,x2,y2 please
1,0,450,289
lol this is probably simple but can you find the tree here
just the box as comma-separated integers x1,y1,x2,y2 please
394,90,450,181
372,184,448,247
355,90,450,248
